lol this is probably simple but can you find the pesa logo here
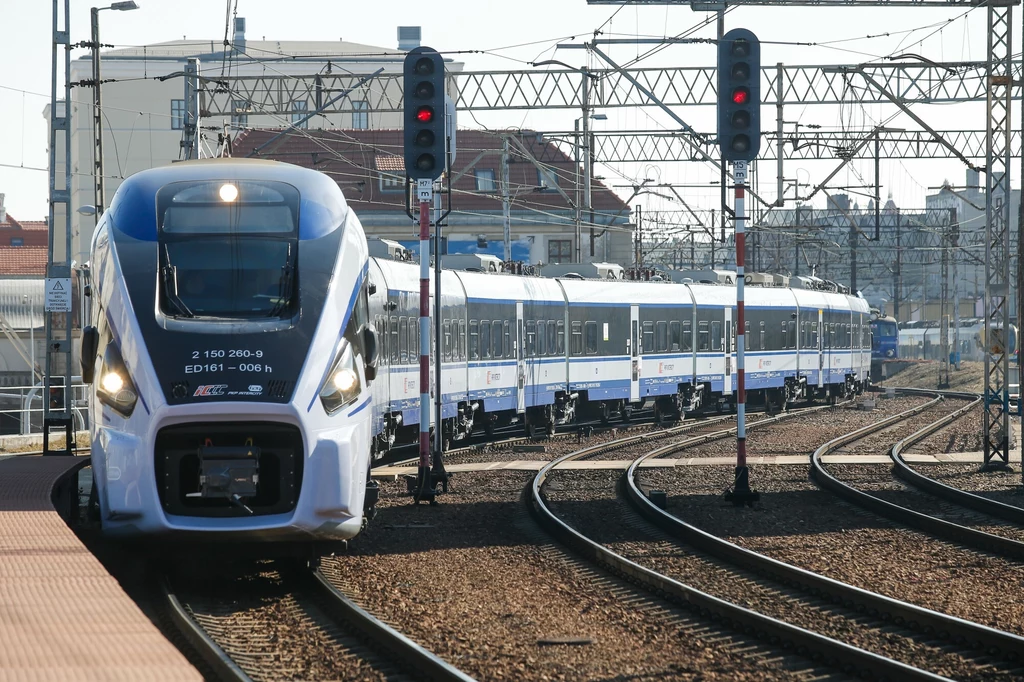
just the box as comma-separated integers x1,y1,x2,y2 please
194,384,228,397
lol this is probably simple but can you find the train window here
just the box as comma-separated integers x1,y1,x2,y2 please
642,321,654,353
811,322,819,349
789,320,796,349
711,321,722,352
571,321,583,356
780,322,788,349
480,320,490,359
759,321,765,351
399,317,408,363
469,320,479,360
443,321,452,362
698,321,708,352
669,321,681,351
585,321,598,355
459,319,467,361
683,321,692,352
492,321,502,358
744,321,752,350
503,321,511,359
526,320,537,357
557,321,565,355
537,321,546,356
547,320,557,356
656,321,668,353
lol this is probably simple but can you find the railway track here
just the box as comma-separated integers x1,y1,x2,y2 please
159,561,473,682
533,389,1024,680
813,391,1024,560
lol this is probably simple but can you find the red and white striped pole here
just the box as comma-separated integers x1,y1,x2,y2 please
416,179,434,502
727,159,758,505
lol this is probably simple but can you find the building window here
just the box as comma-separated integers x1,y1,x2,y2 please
380,173,404,193
9,237,22,247
291,100,308,128
352,100,369,130
231,99,250,128
170,99,185,130
537,167,559,190
547,239,572,264
475,169,496,193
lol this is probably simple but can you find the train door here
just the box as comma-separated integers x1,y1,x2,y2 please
817,308,825,389
723,307,733,394
516,301,526,414
630,305,640,403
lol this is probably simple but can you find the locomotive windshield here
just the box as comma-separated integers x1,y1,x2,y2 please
872,320,897,337
156,180,300,319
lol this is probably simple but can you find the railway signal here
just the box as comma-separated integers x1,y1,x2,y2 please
404,46,446,181
717,28,761,162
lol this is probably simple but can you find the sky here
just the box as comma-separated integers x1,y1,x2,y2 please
0,0,1013,224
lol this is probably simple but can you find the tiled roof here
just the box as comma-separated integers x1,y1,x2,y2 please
374,155,405,172
0,247,48,276
233,128,630,217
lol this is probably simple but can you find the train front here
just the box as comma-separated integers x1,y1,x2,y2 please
84,159,377,543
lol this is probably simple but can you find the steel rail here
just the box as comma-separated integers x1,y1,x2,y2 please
890,393,1024,525
529,402,947,681
309,570,476,682
625,394,1024,660
158,578,252,682
811,393,1024,560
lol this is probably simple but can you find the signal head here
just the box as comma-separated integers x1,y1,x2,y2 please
731,135,751,153
731,62,750,81
403,46,446,180
732,87,749,105
731,39,750,58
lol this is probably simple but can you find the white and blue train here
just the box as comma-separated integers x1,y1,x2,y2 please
83,159,869,546
367,261,872,450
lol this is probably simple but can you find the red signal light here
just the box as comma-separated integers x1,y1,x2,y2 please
416,106,434,123
732,87,749,105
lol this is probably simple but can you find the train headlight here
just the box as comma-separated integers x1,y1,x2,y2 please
96,341,138,418
319,340,362,415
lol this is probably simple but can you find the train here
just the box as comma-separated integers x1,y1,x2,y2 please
897,319,1019,363
82,159,871,546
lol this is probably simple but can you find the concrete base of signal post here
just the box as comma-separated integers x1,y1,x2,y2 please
724,466,760,507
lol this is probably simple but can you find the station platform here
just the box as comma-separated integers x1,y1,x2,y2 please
371,449,1023,477
0,454,200,681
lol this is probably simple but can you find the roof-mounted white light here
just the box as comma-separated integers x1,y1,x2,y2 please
219,183,239,202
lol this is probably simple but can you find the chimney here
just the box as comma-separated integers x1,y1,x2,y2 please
0,193,6,223
233,17,246,50
397,26,421,51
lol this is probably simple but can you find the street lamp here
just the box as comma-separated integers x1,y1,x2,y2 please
90,1,139,218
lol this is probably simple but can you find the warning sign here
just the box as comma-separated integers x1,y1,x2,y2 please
45,277,71,312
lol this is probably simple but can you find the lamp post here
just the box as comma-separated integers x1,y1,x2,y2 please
90,1,139,218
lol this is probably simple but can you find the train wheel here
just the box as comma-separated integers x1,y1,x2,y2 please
621,404,633,423
600,403,611,425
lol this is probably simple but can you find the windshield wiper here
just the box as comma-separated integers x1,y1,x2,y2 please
266,244,294,318
162,246,195,318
